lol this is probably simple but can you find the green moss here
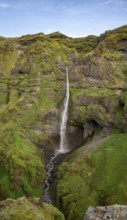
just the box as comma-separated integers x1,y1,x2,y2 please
0,171,15,199
115,105,125,122
0,197,65,220
68,35,98,55
103,51,122,60
57,133,127,220
0,128,46,199
70,87,117,102
73,104,111,125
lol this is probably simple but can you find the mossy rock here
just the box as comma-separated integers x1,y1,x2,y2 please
0,197,65,220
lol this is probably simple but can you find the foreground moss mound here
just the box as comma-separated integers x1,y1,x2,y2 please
57,133,127,220
0,197,65,220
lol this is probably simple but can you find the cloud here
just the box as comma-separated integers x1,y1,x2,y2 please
0,3,10,8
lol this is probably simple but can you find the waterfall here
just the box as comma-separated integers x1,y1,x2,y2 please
43,68,70,204
59,67,70,153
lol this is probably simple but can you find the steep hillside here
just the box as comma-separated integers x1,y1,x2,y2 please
0,25,127,219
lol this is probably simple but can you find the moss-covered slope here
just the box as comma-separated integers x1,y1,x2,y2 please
56,133,127,220
0,128,45,199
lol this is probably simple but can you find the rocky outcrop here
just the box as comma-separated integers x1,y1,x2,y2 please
84,205,127,220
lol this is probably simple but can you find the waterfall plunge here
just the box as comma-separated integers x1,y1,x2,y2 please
59,67,70,153
43,68,70,204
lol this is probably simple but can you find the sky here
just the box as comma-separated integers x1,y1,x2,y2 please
0,0,127,38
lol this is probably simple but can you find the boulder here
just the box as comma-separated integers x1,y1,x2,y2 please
84,205,127,220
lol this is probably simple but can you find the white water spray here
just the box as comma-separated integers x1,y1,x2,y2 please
59,67,70,153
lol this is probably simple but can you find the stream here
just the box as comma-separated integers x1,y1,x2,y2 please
43,150,70,204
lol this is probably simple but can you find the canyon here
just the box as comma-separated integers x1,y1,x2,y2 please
0,25,127,220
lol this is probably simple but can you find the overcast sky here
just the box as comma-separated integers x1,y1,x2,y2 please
0,0,127,37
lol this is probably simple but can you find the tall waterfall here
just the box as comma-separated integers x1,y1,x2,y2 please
59,67,70,153
43,68,70,204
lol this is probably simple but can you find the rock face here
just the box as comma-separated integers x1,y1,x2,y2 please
84,205,127,220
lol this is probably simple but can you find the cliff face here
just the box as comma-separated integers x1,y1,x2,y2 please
0,31,99,199
0,25,127,219
69,25,127,136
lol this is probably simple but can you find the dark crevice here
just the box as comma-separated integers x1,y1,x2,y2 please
6,83,10,104
121,38,127,42
84,120,99,140
12,68,27,75
118,48,127,54
119,99,125,107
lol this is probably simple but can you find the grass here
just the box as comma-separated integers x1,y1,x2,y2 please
57,133,127,220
